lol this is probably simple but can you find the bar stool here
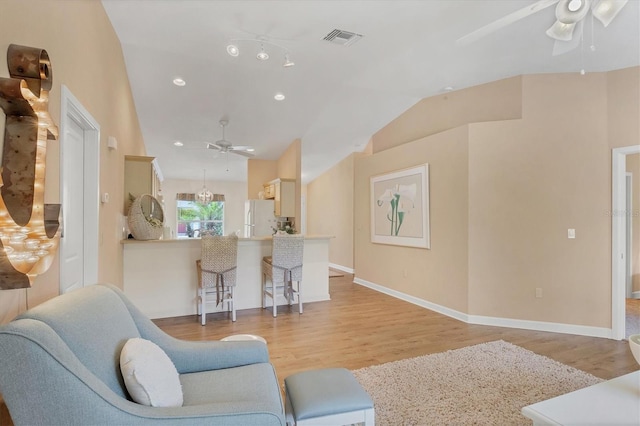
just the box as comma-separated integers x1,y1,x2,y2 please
262,234,304,317
196,234,238,324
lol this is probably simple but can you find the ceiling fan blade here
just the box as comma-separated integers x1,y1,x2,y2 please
207,143,223,151
456,0,559,46
551,19,584,55
230,150,255,158
229,145,252,151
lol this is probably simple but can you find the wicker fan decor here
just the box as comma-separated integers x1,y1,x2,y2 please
127,194,164,240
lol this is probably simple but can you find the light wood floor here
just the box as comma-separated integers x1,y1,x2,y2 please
155,272,638,382
2,273,637,425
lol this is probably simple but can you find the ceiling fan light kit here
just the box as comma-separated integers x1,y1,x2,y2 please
556,0,590,24
592,0,628,26
546,20,577,40
456,0,628,54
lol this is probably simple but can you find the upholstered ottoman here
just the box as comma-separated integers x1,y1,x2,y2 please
284,368,375,425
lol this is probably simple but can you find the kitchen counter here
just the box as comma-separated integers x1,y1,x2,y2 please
122,235,332,319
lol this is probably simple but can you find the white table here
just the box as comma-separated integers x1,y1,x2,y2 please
521,371,640,425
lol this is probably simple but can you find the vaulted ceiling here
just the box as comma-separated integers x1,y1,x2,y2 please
102,0,640,183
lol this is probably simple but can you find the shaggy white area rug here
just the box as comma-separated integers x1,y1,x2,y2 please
352,340,602,425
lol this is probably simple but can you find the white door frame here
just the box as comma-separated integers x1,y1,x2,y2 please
625,173,633,298
612,145,640,340
59,86,100,292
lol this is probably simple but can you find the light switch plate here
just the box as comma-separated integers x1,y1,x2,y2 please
568,229,575,239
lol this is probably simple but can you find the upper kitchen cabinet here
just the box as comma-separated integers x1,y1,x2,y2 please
264,178,295,217
124,155,161,214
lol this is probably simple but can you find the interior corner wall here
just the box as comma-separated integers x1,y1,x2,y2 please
277,139,302,224
607,67,640,149
354,127,470,313
307,154,356,270
0,0,146,322
355,68,638,330
247,159,278,199
467,72,611,328
372,76,523,153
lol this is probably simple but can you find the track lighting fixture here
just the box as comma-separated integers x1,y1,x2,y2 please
256,44,269,61
225,37,295,67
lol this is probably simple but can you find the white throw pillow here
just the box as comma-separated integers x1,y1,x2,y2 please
120,338,183,407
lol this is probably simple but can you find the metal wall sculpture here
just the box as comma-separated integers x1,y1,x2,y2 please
0,44,61,289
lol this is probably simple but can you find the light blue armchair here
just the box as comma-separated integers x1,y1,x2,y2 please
0,284,285,425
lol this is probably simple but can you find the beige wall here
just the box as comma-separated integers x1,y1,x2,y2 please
607,67,640,149
372,76,522,153
627,154,640,293
247,140,302,229
277,139,302,226
0,1,146,322
355,126,470,313
350,68,639,330
161,179,248,238
468,73,610,327
247,159,277,199
307,154,356,269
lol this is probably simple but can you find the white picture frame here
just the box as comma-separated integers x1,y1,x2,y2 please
370,164,430,249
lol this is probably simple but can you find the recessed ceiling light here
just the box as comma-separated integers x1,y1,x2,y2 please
246,148,255,152
274,92,285,101
443,86,454,92
227,44,239,57
173,141,184,147
173,77,186,87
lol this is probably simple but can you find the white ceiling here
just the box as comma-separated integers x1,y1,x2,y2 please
101,0,640,183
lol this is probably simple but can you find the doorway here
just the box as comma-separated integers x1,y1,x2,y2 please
59,86,100,294
612,145,640,340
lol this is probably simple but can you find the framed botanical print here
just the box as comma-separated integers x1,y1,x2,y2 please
370,164,430,249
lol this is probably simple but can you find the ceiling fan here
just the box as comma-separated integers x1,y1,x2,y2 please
456,0,629,55
207,120,255,158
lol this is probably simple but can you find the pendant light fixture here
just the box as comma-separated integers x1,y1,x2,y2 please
196,169,213,205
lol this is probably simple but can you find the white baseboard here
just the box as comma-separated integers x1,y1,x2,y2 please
329,263,354,274
467,314,612,339
353,277,468,323
353,277,613,339
632,291,640,299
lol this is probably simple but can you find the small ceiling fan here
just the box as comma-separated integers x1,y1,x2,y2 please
456,0,628,55
207,119,255,158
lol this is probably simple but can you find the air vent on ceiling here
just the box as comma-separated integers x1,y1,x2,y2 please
322,29,363,47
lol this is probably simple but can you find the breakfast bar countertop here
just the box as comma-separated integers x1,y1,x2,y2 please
122,235,331,319
121,234,333,244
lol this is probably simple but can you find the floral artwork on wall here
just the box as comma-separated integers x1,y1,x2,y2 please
370,164,430,249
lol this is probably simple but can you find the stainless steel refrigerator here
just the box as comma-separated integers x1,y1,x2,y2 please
244,199,277,237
